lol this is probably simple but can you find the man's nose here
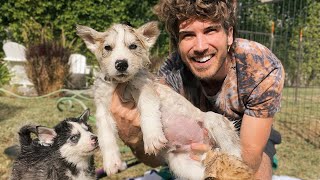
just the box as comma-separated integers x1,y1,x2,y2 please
193,34,208,55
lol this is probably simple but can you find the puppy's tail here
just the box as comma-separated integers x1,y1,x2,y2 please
18,125,38,148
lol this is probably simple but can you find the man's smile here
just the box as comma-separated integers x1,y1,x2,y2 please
191,55,214,63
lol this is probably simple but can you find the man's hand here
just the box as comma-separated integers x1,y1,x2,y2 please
190,128,212,161
110,84,142,146
111,84,140,126
190,143,210,161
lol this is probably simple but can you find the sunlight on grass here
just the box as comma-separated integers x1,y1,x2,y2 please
273,87,320,179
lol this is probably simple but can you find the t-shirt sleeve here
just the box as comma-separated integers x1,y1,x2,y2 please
157,52,184,93
244,67,284,118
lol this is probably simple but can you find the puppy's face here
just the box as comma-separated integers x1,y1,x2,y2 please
77,22,160,82
58,121,98,159
37,110,98,164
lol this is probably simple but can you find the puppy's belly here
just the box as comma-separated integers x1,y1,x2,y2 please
162,113,205,152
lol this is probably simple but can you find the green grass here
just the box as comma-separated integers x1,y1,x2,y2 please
273,87,320,179
0,87,319,179
277,87,320,147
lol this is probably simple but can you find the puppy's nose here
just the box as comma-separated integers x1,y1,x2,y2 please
91,135,98,143
115,59,128,72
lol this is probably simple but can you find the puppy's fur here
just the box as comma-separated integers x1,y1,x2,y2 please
77,22,243,180
11,110,98,180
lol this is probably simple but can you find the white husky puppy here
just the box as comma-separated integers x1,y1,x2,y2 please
77,22,241,180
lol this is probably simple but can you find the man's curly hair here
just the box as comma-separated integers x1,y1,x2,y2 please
153,0,237,51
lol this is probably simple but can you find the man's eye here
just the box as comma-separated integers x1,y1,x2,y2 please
129,44,137,50
104,45,112,51
179,34,193,41
206,27,218,34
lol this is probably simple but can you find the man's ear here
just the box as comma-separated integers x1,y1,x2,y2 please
137,21,160,48
76,25,104,53
227,27,234,46
37,126,57,146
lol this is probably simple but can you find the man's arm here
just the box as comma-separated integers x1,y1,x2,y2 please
240,114,273,178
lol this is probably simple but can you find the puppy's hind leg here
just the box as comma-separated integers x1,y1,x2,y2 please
203,112,241,158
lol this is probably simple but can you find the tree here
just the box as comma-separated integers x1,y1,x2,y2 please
300,1,320,85
287,0,320,86
237,0,319,86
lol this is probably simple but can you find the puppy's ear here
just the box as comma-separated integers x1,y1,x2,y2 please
36,126,57,146
79,109,90,122
137,21,160,48
76,25,104,53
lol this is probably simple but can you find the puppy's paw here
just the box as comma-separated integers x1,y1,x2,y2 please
143,131,168,155
103,154,123,176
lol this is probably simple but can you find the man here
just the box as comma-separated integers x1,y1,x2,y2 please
111,0,284,179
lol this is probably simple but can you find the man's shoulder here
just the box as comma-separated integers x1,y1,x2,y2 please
234,38,270,54
232,38,284,95
233,38,268,53
159,51,183,71
158,51,185,92
232,38,282,70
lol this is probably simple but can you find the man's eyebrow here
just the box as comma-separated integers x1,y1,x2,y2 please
178,30,193,35
178,24,222,35
205,24,222,30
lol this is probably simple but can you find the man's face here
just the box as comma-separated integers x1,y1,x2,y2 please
178,19,233,80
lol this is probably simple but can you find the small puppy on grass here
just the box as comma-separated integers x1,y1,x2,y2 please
77,22,251,180
10,109,98,180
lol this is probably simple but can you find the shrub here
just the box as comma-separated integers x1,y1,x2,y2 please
0,60,11,87
25,41,71,95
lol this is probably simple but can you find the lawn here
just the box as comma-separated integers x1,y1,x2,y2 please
0,87,319,179
277,87,320,148
273,87,320,179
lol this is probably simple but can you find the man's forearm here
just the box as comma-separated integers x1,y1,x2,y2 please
242,149,273,179
240,115,273,173
241,148,263,172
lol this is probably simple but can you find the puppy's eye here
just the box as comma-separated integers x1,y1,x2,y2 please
129,44,137,50
104,45,112,51
70,134,80,143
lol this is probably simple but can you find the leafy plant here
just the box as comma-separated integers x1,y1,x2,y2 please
25,40,71,95
0,60,11,87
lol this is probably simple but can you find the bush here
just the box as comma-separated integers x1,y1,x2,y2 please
25,41,71,95
0,61,11,87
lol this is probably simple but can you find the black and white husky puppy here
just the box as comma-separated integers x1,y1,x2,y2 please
10,109,98,180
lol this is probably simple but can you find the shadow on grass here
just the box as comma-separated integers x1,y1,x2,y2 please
278,120,320,148
0,102,24,122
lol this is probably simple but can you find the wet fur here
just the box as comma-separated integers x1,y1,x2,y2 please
77,22,243,180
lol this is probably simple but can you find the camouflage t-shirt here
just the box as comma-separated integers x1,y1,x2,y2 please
158,38,285,131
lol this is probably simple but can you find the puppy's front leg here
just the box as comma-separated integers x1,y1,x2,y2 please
135,82,167,155
94,82,123,175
